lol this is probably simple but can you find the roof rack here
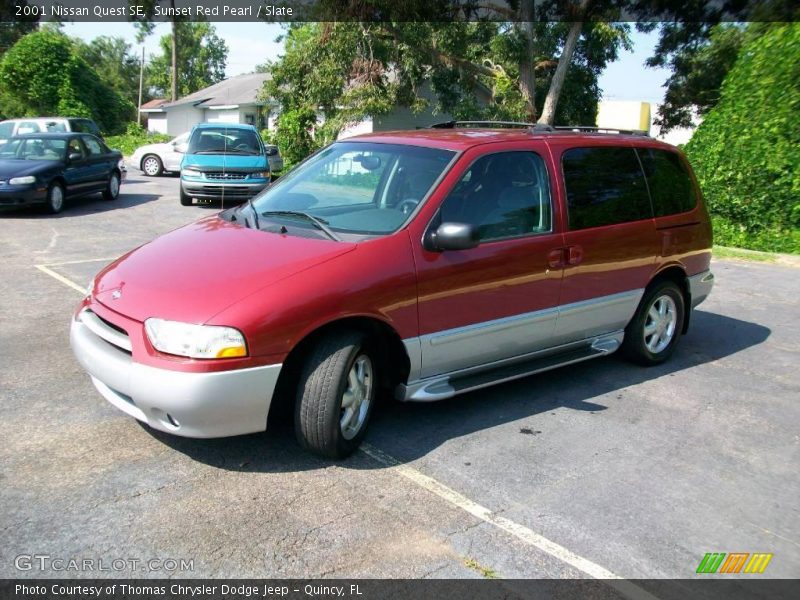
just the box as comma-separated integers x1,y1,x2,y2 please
553,125,649,136
429,120,555,133
428,120,649,136
430,120,531,129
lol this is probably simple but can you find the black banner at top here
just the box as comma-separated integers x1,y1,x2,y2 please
1,0,799,23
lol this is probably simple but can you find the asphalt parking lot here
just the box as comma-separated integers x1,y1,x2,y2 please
1,172,798,587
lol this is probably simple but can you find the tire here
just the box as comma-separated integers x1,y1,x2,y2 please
295,331,377,459
102,171,120,200
179,187,192,206
141,154,163,177
622,280,685,366
46,181,65,214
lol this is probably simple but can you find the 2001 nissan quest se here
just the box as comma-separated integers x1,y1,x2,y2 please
71,122,714,458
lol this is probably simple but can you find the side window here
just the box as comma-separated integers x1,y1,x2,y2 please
44,121,67,133
438,151,552,241
67,138,85,158
82,136,104,156
17,121,40,135
637,148,697,216
562,146,651,230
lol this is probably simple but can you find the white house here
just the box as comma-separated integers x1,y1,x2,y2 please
141,72,275,136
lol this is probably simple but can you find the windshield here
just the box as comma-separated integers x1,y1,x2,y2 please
187,127,263,155
0,137,67,161
249,142,455,236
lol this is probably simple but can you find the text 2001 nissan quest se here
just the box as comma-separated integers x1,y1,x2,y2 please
71,123,714,458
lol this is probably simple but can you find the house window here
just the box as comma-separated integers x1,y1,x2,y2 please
244,113,255,125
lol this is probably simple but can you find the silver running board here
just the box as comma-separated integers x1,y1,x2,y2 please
397,331,624,402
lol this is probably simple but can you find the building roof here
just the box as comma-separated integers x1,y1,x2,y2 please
162,73,272,109
139,98,168,112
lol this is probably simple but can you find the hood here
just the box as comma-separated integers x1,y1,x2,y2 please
94,215,355,323
182,154,268,170
132,141,171,156
0,159,54,179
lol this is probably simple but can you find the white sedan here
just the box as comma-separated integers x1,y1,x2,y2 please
130,133,188,177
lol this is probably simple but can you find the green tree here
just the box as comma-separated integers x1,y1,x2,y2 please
147,22,227,99
0,1,39,56
684,23,800,253
74,36,142,107
0,29,135,134
264,18,630,164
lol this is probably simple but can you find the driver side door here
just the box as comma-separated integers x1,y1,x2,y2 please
412,146,565,379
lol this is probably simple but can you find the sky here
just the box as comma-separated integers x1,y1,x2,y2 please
63,22,671,105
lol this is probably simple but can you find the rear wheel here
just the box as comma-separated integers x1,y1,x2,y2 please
102,171,120,200
295,331,377,459
46,182,65,214
179,187,192,206
141,155,163,177
622,280,685,365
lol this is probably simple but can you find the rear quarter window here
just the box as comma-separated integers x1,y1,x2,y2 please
637,148,697,216
562,146,651,230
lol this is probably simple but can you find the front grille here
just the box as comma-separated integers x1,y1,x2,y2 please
204,172,248,180
81,310,132,354
196,185,255,196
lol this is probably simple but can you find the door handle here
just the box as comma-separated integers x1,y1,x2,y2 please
566,245,583,266
547,249,564,268
547,246,583,268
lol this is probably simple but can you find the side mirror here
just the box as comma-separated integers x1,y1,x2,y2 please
174,142,188,154
68,152,82,162
424,222,479,252
265,147,278,156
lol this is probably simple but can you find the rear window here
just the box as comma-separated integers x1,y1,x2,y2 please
637,148,697,216
562,146,651,230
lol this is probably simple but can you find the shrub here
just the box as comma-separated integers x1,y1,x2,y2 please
684,23,800,253
105,123,171,156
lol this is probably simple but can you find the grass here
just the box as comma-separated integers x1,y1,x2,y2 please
713,245,778,263
463,557,500,579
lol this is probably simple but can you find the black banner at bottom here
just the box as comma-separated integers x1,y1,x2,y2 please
2,579,798,600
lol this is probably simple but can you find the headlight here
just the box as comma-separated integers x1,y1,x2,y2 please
249,171,270,179
9,175,35,185
182,166,201,174
144,318,247,359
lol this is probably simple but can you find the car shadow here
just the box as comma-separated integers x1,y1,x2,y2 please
0,192,161,218
143,310,770,472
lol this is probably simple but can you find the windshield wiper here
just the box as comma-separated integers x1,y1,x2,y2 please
261,210,341,241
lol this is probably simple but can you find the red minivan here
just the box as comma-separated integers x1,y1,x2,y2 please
70,123,714,458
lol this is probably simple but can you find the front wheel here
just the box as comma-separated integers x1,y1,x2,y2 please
141,155,163,177
622,280,685,366
102,171,120,200
295,331,377,459
46,182,65,214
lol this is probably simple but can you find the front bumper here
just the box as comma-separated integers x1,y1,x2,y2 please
70,312,282,438
181,179,269,201
688,269,714,308
0,185,47,207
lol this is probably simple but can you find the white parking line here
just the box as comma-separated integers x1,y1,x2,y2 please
360,444,660,599
37,265,659,598
35,265,87,294
40,257,118,266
